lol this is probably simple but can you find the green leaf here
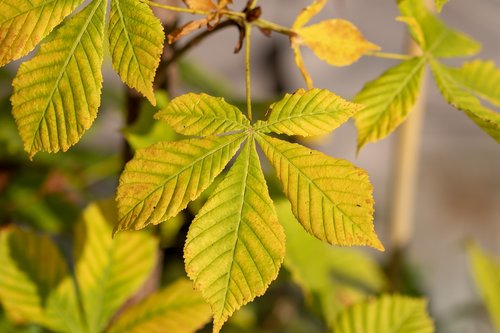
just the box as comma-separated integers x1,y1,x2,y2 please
255,134,383,251
185,138,285,333
276,200,386,327
11,0,107,158
398,0,480,58
468,243,500,332
254,88,362,137
0,228,82,332
0,0,84,67
116,133,246,232
431,60,500,142
435,0,449,12
107,279,212,333
448,60,500,107
74,200,159,332
354,57,425,150
155,93,250,136
332,294,434,333
108,0,164,104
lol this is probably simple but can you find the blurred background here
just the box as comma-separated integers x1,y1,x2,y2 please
0,0,499,332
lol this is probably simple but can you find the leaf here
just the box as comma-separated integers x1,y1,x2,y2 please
276,200,386,327
448,60,500,107
254,88,362,137
354,57,426,150
108,0,165,104
0,227,82,332
255,134,383,251
435,0,449,12
155,93,250,136
297,19,380,67
292,0,327,29
396,16,426,47
332,294,434,333
107,279,212,333
185,138,285,333
398,0,480,58
183,0,217,11
431,60,500,142
168,18,209,44
468,243,500,332
11,0,107,158
116,133,246,232
292,44,313,89
74,200,159,332
0,0,84,67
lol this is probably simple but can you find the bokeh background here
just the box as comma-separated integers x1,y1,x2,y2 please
1,0,499,332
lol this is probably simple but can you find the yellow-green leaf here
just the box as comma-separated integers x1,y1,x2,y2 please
116,133,246,232
276,200,385,327
396,16,426,48
11,0,107,157
0,228,82,332
354,57,425,150
0,0,84,67
398,0,480,58
448,60,500,107
292,0,327,30
431,60,500,142
155,93,250,136
468,243,500,332
185,138,285,333
435,0,449,12
109,0,164,104
332,294,434,333
74,200,158,332
256,134,383,251
107,279,212,333
254,88,362,137
297,19,380,67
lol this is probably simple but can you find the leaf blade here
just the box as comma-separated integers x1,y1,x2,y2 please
354,57,425,150
254,88,362,137
0,228,82,332
11,0,107,157
107,279,212,333
0,0,84,66
292,0,327,29
297,19,380,67
448,60,500,107
108,0,165,104
332,294,434,333
431,59,500,142
75,201,159,332
155,93,250,136
398,0,480,58
256,134,383,251
116,133,246,232
468,243,500,332
185,138,285,333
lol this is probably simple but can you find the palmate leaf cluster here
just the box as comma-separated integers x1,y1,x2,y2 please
354,0,500,150
0,0,498,331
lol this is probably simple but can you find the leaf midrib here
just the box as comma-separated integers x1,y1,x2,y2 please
29,0,103,153
255,109,347,133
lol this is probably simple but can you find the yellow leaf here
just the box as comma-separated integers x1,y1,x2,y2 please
183,0,217,11
217,0,232,9
292,0,327,29
297,19,380,67
292,45,314,89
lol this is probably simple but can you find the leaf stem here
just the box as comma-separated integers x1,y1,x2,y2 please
141,0,209,15
245,23,252,121
254,18,294,36
367,51,413,61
